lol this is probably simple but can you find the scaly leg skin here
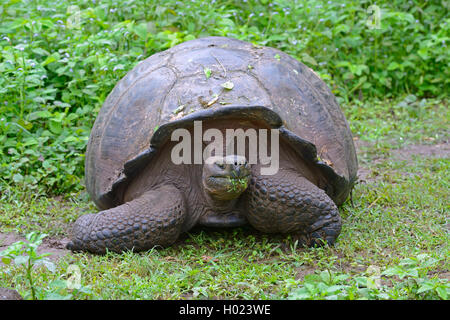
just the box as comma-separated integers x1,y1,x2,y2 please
66,185,186,254
245,170,342,246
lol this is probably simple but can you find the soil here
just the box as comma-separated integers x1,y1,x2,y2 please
0,232,70,266
355,140,449,183
393,143,450,161
294,265,317,281
0,287,23,300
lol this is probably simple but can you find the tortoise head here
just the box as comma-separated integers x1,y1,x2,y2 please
202,155,251,202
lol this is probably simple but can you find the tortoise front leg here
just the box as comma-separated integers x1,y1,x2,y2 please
244,170,341,246
67,185,186,254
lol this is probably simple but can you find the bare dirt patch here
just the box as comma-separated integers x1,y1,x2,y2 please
354,139,449,161
294,265,317,281
0,288,23,300
0,232,70,265
393,143,450,161
355,140,449,183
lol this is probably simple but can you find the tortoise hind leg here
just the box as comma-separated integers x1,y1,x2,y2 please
67,185,186,254
244,170,341,246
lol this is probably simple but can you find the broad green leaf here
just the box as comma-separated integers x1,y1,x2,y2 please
32,48,50,56
301,53,317,66
417,282,434,294
14,255,29,265
28,111,53,121
436,287,448,300
45,292,72,300
387,62,401,71
133,23,148,40
41,52,60,66
49,120,63,134
9,18,27,29
12,173,24,183
334,24,350,34
39,259,56,273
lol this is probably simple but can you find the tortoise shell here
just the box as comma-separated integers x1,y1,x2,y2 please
85,36,358,210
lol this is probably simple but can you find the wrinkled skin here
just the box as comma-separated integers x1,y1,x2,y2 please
67,120,341,254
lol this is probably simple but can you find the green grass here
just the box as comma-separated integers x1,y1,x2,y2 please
348,96,449,145
1,97,448,300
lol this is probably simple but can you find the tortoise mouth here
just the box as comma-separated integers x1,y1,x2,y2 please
206,175,250,195
207,175,250,185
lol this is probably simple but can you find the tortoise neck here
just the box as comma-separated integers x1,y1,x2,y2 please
203,191,239,213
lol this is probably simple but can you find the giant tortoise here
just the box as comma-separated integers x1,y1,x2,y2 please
67,36,358,254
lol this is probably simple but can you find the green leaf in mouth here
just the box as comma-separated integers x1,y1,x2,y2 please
227,177,248,192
